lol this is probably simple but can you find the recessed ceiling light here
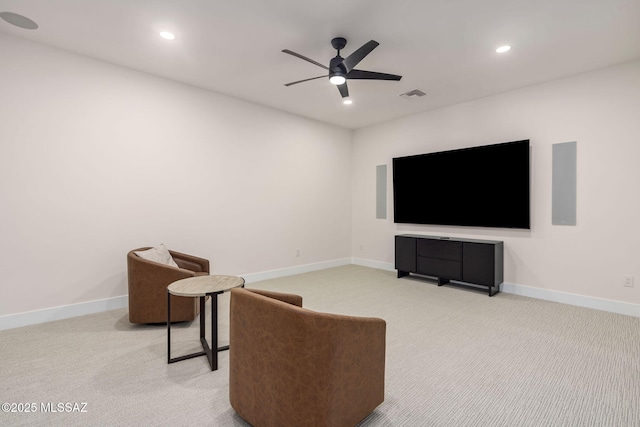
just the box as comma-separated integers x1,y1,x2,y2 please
0,11,39,29
160,31,176,40
496,45,511,53
343,99,353,105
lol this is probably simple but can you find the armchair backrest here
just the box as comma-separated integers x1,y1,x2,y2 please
229,288,386,427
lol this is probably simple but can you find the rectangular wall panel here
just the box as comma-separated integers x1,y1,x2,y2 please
552,141,577,225
376,164,387,219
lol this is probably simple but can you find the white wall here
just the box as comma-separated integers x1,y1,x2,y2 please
352,59,640,306
2,31,638,324
0,34,352,317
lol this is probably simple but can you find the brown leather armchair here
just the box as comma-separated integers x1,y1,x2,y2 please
229,288,386,427
127,247,210,324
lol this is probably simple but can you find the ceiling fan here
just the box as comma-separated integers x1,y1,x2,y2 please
282,37,402,98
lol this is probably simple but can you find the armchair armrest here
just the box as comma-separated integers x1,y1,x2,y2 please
169,250,210,274
243,289,302,307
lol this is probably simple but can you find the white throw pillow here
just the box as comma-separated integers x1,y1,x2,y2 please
134,244,179,268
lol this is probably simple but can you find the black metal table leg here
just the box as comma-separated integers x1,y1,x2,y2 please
167,291,171,363
168,291,226,370
202,292,217,371
168,292,207,366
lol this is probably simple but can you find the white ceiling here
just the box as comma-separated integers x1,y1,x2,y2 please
1,0,639,129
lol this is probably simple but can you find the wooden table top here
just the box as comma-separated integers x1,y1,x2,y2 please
167,275,245,297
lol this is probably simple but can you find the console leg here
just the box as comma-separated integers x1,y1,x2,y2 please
397,270,409,278
437,278,450,286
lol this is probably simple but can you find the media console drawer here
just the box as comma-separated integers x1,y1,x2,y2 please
417,257,462,280
395,234,503,297
417,239,461,261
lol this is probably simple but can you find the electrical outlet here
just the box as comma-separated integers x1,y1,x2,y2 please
296,249,300,258
623,275,634,287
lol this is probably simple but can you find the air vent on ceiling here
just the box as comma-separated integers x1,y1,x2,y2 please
399,89,426,99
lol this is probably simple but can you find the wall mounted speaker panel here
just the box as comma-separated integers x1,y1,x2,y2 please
376,164,387,219
552,141,577,225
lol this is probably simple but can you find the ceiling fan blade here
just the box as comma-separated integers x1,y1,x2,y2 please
337,82,349,98
282,49,329,70
284,75,326,87
347,69,402,81
342,40,379,72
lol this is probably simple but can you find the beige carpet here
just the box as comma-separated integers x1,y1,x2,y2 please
1,265,639,426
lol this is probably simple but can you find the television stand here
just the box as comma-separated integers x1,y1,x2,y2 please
395,235,503,296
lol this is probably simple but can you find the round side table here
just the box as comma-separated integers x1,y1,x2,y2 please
167,275,245,371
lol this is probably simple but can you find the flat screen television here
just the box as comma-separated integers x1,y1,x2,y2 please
392,139,530,229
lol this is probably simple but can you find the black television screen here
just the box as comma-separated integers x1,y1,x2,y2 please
393,140,530,229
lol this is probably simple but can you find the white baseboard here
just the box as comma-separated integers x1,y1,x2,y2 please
501,282,640,318
241,258,352,284
0,295,128,331
351,257,395,272
0,259,352,332
2,259,638,331
350,258,640,318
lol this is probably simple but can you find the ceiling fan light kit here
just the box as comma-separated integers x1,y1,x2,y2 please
329,75,346,85
283,37,402,99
